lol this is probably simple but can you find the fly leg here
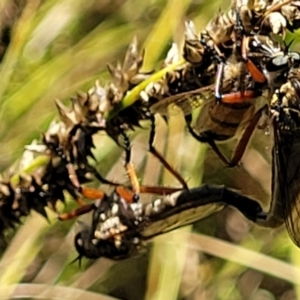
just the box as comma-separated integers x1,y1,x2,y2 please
121,131,140,202
148,115,188,189
241,36,266,83
185,99,268,168
227,104,268,167
57,187,106,220
44,135,119,210
66,158,120,190
59,129,183,220
65,161,119,208
58,203,96,221
185,114,231,166
121,131,183,201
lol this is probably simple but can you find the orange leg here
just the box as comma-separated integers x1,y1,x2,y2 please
139,185,183,194
115,185,183,204
241,36,265,83
126,162,140,196
58,187,105,220
149,115,188,189
228,105,268,167
221,91,256,104
121,130,185,202
120,131,141,200
80,187,105,200
58,203,95,221
60,125,186,220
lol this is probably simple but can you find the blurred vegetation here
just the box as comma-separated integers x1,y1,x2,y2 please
0,0,300,299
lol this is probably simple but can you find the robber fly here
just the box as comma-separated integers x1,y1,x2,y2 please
151,32,300,166
74,184,263,260
198,70,300,247
254,72,300,243
151,51,264,166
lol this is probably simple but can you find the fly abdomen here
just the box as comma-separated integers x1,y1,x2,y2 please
194,99,255,141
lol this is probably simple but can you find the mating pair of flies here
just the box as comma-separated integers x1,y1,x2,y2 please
63,5,298,211
56,32,300,259
73,79,300,260
152,34,299,164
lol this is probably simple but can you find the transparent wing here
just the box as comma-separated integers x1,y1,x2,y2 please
273,120,300,247
150,84,215,116
141,203,224,238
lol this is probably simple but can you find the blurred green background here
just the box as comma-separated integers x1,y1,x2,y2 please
0,0,300,299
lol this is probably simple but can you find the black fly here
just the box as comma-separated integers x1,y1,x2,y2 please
258,74,300,245
74,185,263,260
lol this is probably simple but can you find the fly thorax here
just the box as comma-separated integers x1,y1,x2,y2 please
223,58,246,91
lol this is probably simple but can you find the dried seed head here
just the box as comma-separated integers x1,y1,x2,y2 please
205,9,234,44
184,21,205,64
165,43,180,65
263,12,287,35
281,2,300,24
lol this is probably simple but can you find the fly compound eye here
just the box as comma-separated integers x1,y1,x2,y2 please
74,233,86,255
74,230,101,259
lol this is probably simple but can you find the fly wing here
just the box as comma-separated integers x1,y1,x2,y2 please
141,202,224,238
272,115,300,246
150,85,215,116
139,186,263,239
